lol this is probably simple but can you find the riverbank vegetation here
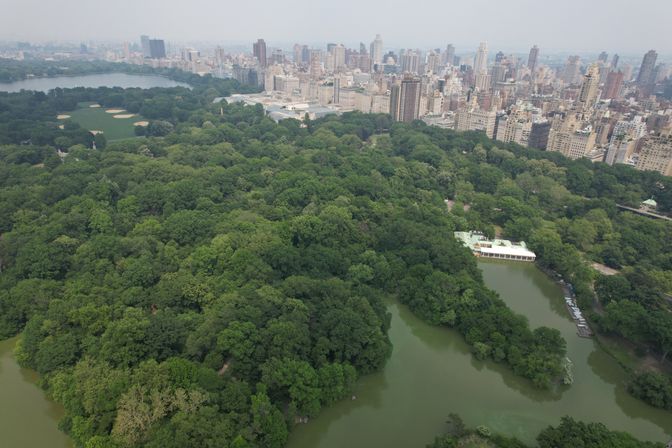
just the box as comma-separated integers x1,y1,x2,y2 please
440,130,672,410
427,415,665,448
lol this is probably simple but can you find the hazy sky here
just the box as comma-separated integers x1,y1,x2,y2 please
1,0,670,55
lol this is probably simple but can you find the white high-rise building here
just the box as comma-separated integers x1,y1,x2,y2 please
370,34,384,69
473,42,489,75
333,45,346,72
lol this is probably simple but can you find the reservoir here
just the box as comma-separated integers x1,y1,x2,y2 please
287,260,672,447
0,73,189,93
1,261,670,447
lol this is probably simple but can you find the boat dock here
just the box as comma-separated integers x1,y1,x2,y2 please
562,287,593,338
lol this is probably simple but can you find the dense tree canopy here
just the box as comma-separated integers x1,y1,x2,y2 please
1,60,672,445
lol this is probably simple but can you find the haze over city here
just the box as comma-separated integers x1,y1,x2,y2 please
1,1,672,448
2,0,672,53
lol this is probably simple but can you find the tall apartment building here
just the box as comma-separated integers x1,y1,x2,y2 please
443,44,455,66
400,50,421,74
426,51,441,74
577,64,600,111
309,49,322,80
611,54,620,69
370,34,384,71
635,130,672,175
253,39,267,68
605,137,638,165
390,77,422,122
149,39,166,59
603,71,624,100
293,44,303,64
455,106,497,138
473,42,488,76
547,114,596,159
636,49,658,88
495,114,532,146
527,45,539,74
371,94,390,114
140,35,151,58
332,45,346,72
528,121,551,150
562,56,581,85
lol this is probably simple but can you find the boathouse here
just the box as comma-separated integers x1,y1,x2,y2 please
454,231,536,262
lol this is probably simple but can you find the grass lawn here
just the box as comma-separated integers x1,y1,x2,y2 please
64,102,147,141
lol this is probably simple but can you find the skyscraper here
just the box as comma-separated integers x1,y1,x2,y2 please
578,64,600,111
332,44,346,72
293,44,302,64
309,49,322,80
400,49,420,74
527,45,539,74
370,34,384,70
149,39,165,59
598,51,609,63
426,51,441,74
390,76,421,122
562,56,581,85
123,41,131,60
140,35,151,58
444,44,455,66
611,54,619,69
253,39,267,68
603,70,624,100
490,63,507,87
473,42,488,76
636,49,658,88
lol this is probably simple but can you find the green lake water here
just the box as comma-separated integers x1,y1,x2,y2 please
1,260,670,447
0,337,72,448
287,260,672,447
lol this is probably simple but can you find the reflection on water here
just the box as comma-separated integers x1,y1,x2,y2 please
287,260,672,448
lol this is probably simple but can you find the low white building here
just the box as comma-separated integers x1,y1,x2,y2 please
454,231,536,262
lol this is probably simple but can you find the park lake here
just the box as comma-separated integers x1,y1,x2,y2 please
1,261,671,447
0,73,189,93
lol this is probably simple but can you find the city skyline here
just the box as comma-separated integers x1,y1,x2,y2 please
1,0,672,54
